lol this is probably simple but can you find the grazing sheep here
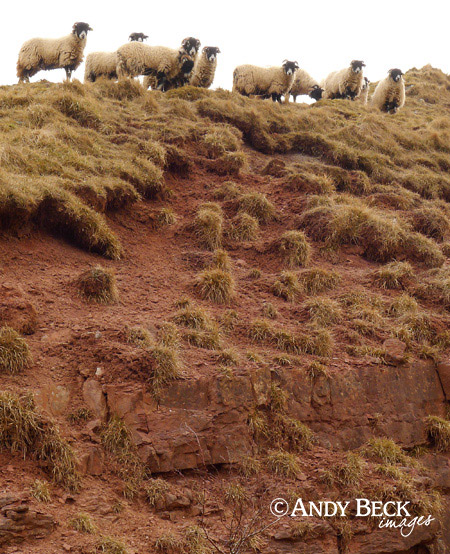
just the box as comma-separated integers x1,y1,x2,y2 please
232,60,299,103
190,46,221,88
117,40,197,91
370,69,405,113
84,32,148,83
356,77,370,104
129,32,148,42
289,68,323,102
321,60,366,100
17,22,92,83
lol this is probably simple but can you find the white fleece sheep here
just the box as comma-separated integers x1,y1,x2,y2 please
232,60,299,103
356,77,370,104
84,32,148,83
370,69,405,113
289,68,323,102
117,41,196,91
321,60,366,100
17,22,92,82
190,46,220,88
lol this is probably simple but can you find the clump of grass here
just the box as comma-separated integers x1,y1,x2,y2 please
272,271,300,302
69,512,97,534
210,249,231,271
305,298,342,326
239,455,262,477
158,322,181,348
185,328,221,350
410,206,450,241
184,525,209,554
239,192,276,223
145,478,170,507
248,268,261,279
248,410,270,440
194,205,223,250
157,207,177,226
194,268,235,304
361,437,408,464
67,407,93,423
270,382,288,413
373,261,414,289
126,326,152,347
224,483,248,505
417,269,450,309
266,450,300,478
147,344,180,392
0,326,32,374
217,348,238,365
0,392,79,490
388,294,418,316
278,230,311,267
299,268,340,295
307,360,329,380
426,416,450,452
30,479,51,502
249,319,273,343
155,533,184,553
284,170,335,195
262,302,278,319
395,312,434,344
220,309,239,330
75,265,119,304
332,453,364,488
273,415,315,452
173,306,211,329
227,212,259,241
96,536,128,554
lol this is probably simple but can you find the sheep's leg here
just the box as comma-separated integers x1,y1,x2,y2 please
65,67,73,81
156,71,167,91
271,92,278,102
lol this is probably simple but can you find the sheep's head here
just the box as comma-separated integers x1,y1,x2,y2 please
129,32,148,42
72,22,92,39
282,60,299,76
203,46,221,62
182,37,201,57
178,53,195,76
362,76,370,90
309,84,323,101
350,60,365,73
388,68,403,82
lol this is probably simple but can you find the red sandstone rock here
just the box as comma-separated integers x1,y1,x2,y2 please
383,338,407,364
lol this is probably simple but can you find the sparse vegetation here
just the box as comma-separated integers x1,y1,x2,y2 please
0,326,32,374
373,261,414,289
272,271,300,302
157,207,177,226
69,512,97,534
278,230,311,267
361,437,408,465
426,416,450,451
195,268,235,304
194,205,223,250
238,192,276,223
96,536,128,554
30,479,51,502
145,478,170,507
266,450,300,478
75,265,119,303
227,212,259,241
305,298,342,326
299,268,341,295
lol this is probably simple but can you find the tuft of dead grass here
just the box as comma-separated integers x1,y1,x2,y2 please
426,416,450,452
194,268,235,304
0,326,32,374
227,212,259,241
373,261,414,290
194,205,223,250
75,265,119,304
238,192,276,223
272,271,300,302
278,230,311,267
299,268,341,295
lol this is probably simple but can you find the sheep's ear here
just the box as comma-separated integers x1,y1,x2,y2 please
216,47,221,54
294,61,299,69
282,59,288,65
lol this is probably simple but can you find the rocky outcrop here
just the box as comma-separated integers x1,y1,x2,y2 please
0,495,55,546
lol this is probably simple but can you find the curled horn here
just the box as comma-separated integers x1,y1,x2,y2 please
282,59,288,65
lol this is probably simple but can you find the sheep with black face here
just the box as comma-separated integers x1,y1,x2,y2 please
84,32,149,83
117,41,195,91
371,69,405,113
232,60,299,103
17,22,92,82
190,46,221,88
321,60,366,100
289,68,323,102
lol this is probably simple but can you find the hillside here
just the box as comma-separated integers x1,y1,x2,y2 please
1,66,450,554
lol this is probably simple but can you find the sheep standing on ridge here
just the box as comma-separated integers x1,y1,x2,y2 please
232,60,299,103
289,68,323,102
370,69,405,113
17,22,92,83
190,46,221,88
356,77,370,104
321,60,366,100
84,32,148,83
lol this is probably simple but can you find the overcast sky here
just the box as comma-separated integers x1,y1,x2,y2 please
1,0,448,90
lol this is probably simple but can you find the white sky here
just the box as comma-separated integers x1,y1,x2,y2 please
1,0,448,90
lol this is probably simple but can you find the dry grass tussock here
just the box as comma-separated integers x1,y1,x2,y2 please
76,265,119,303
0,326,32,374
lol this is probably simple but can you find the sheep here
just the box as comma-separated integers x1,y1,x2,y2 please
190,46,221,88
17,22,92,83
232,60,299,103
321,60,366,100
117,39,198,91
84,32,149,83
370,69,405,113
356,77,370,104
289,68,323,102
129,32,148,42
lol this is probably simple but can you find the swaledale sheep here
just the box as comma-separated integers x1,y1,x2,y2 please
117,40,197,91
129,32,148,42
289,68,323,102
190,46,221,88
232,60,299,103
84,32,149,83
371,69,405,113
356,77,370,104
17,22,92,82
321,60,366,100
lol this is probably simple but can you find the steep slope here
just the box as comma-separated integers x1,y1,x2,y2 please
0,66,450,554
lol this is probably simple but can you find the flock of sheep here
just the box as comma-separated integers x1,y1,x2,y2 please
16,22,406,114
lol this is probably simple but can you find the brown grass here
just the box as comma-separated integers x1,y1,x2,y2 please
299,268,341,295
0,326,32,374
272,271,300,302
426,416,450,451
194,268,235,304
75,265,119,304
373,261,414,290
227,212,259,241
194,205,223,250
278,230,311,267
238,192,276,223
